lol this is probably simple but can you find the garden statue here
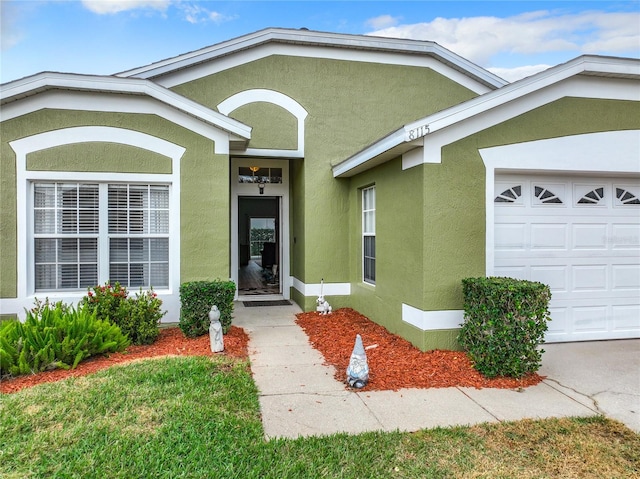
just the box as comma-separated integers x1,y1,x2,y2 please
346,334,369,388
209,305,224,353
316,295,332,315
316,278,332,315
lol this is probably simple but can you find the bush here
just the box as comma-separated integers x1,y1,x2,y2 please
179,280,235,338
79,282,165,345
458,277,551,379
0,299,129,378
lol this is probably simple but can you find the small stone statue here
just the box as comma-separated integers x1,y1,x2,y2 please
316,278,332,315
316,295,332,315
346,334,369,388
209,305,224,353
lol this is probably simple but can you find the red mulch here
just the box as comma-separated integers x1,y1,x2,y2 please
0,326,249,394
295,308,544,391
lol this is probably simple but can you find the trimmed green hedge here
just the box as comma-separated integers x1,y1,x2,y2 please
458,277,551,378
179,280,236,338
0,301,129,378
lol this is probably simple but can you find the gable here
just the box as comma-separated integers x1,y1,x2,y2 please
120,28,505,94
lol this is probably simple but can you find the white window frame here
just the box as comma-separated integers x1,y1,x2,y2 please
11,127,183,309
30,181,172,293
362,185,376,285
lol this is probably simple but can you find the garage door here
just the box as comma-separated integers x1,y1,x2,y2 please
494,174,640,342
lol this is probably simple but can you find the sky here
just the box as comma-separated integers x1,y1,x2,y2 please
1,0,639,84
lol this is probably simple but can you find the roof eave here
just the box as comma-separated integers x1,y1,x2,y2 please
0,72,251,140
118,27,507,90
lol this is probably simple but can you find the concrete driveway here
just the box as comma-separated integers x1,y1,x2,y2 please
539,339,640,432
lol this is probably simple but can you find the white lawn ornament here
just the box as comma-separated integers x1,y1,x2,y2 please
316,278,332,315
209,305,224,353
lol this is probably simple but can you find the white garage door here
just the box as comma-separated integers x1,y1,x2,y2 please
494,174,640,342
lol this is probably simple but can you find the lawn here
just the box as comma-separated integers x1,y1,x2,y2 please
1,356,638,478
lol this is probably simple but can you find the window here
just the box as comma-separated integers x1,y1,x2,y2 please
238,166,283,184
33,182,169,292
362,186,375,285
34,183,99,290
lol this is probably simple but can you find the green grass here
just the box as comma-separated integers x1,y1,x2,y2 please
1,356,638,478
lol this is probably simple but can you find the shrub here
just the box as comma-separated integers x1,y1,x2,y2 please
0,299,129,378
179,280,235,337
79,282,165,345
458,277,551,379
79,282,129,324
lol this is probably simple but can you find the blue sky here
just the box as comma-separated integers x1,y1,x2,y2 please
1,1,639,84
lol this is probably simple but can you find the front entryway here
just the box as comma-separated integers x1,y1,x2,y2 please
231,158,291,301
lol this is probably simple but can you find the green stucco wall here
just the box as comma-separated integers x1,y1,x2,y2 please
229,102,297,150
0,108,230,298
341,96,639,351
172,55,479,291
27,143,172,174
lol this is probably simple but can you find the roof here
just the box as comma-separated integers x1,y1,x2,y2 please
333,55,640,177
117,27,507,90
0,72,251,143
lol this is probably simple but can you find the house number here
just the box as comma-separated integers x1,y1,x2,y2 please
407,124,430,140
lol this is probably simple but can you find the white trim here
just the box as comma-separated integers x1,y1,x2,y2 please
402,303,464,330
119,28,504,92
218,89,308,158
0,72,251,142
292,278,351,296
11,126,186,160
2,90,240,153
5,126,183,320
480,130,640,276
231,158,291,300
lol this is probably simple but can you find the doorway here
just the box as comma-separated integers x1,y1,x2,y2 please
238,197,280,295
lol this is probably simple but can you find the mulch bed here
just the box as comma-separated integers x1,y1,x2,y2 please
2,308,544,395
295,308,544,391
0,326,249,394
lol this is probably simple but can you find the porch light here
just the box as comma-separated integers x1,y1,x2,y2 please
250,166,265,193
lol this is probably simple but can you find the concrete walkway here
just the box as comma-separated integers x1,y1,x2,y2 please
232,302,640,439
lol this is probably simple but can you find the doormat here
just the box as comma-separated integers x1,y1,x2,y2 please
243,300,292,307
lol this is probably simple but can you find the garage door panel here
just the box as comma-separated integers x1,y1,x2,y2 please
531,223,568,250
611,224,640,249
530,265,568,292
494,175,640,342
612,264,640,290
572,224,608,249
573,306,609,333
612,305,640,331
546,308,568,336
572,265,608,291
494,223,526,250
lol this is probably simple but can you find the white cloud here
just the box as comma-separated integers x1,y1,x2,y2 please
1,1,23,51
488,64,552,83
366,9,640,80
177,2,235,24
365,15,400,30
81,0,170,15
80,0,235,24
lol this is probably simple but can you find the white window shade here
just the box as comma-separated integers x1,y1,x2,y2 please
33,183,99,291
33,182,169,292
